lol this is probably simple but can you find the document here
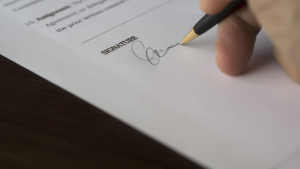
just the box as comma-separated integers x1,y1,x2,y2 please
1,0,300,169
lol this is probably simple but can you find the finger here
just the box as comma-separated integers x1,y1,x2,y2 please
274,45,300,85
215,7,261,75
200,0,234,14
247,0,300,84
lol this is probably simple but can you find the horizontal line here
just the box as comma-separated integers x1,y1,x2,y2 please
82,0,174,44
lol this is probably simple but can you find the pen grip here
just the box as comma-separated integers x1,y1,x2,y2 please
193,0,246,35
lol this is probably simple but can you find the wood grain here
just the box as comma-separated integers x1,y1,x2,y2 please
0,55,203,169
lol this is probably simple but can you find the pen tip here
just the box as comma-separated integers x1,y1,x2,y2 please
180,42,185,46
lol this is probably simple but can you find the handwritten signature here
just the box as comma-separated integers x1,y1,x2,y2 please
131,41,180,65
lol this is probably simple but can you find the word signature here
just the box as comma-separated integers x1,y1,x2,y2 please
131,41,180,65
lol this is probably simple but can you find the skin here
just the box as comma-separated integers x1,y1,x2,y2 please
200,0,300,84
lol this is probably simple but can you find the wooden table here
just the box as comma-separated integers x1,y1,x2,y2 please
0,55,203,169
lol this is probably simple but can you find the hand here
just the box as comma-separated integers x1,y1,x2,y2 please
200,0,300,84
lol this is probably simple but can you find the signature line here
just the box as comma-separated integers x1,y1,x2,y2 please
81,0,175,44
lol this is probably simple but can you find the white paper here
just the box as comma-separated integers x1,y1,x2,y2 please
278,151,300,169
1,0,300,169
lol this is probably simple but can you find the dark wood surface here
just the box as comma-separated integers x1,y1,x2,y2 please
0,55,203,169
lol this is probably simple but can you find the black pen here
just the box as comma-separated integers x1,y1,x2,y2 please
181,0,246,45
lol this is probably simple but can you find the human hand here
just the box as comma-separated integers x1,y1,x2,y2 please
200,0,300,84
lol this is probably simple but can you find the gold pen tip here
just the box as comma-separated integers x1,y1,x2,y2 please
180,42,185,46
181,29,199,45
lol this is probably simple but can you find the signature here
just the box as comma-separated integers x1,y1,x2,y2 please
131,41,180,65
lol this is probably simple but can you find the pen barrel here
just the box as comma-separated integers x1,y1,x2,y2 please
193,0,246,35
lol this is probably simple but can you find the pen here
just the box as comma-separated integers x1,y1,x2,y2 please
181,0,246,45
